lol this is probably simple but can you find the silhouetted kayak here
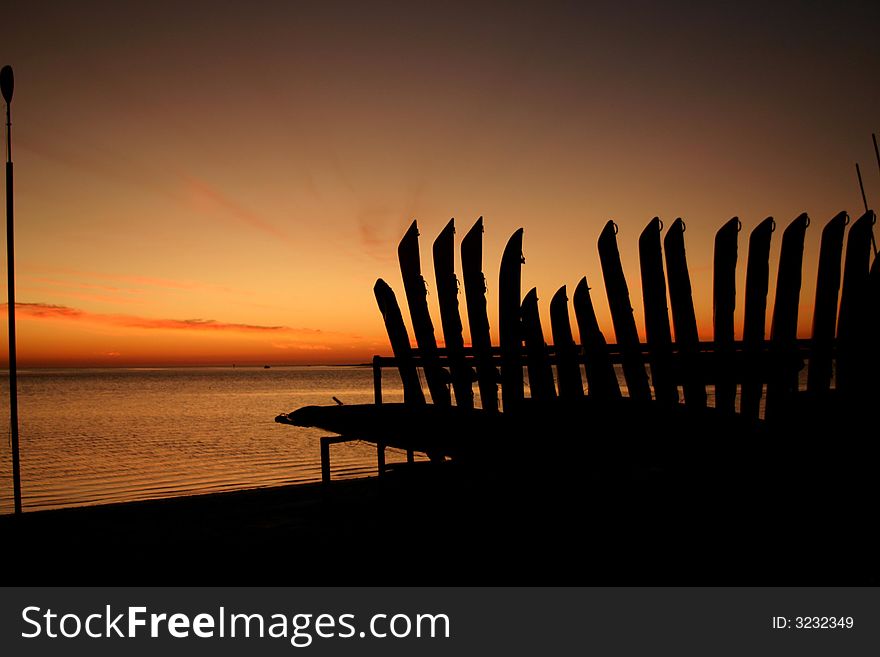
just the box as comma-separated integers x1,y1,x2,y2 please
597,220,651,401
664,218,706,407
521,287,556,401
499,229,525,410
712,217,741,414
638,217,677,405
373,279,426,405
741,216,775,420
549,285,584,400
572,276,621,399
433,218,474,408
461,217,498,412
277,403,500,459
398,220,451,406
276,398,768,476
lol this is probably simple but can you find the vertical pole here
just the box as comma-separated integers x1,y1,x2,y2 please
377,442,386,476
320,437,331,485
372,355,382,405
6,154,18,515
2,64,21,515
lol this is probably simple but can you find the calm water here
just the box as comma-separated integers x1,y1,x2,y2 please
0,366,409,514
0,365,798,514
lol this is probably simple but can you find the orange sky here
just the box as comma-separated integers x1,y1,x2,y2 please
2,1,879,367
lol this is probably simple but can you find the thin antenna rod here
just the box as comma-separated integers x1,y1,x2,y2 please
873,133,880,180
872,134,880,257
856,163,869,214
856,162,877,256
1,64,21,515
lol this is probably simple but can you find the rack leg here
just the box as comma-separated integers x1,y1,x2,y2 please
320,437,331,484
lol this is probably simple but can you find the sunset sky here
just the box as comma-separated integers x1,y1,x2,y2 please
2,0,879,366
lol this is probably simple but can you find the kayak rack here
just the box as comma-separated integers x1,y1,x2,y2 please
320,434,414,484
371,212,877,418
285,212,876,487
371,340,816,409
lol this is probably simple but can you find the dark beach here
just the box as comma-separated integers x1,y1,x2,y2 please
3,452,876,586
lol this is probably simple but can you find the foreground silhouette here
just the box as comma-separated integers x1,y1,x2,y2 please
272,212,879,583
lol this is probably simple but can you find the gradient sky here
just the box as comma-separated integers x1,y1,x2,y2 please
2,0,879,366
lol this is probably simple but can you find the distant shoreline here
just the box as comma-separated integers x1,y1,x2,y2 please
0,362,375,371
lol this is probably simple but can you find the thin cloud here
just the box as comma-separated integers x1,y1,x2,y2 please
20,276,145,306
353,177,429,261
18,289,143,306
21,266,237,295
271,342,332,351
12,303,83,319
356,208,397,261
24,276,140,294
21,132,177,201
123,317,291,332
183,175,292,244
2,302,319,334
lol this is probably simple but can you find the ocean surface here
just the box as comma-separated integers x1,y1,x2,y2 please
0,365,792,514
0,366,410,514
